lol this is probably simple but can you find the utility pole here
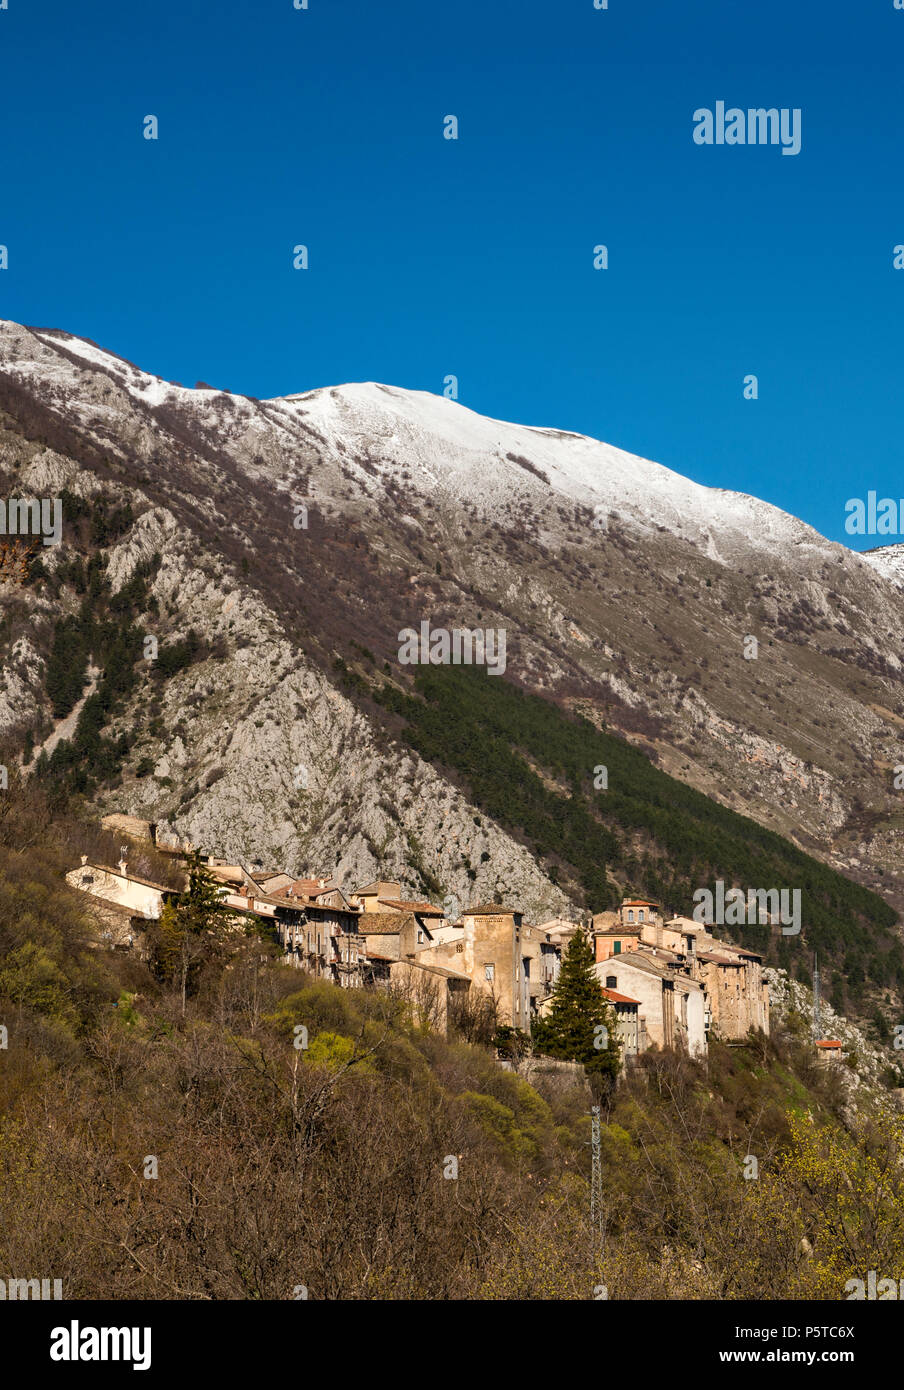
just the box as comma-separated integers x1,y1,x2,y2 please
589,1104,603,1240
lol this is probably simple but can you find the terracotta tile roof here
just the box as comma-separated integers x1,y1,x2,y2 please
257,892,359,913
360,911,419,934
377,897,445,915
466,903,518,916
273,877,333,898
600,987,641,1005
815,1039,842,1049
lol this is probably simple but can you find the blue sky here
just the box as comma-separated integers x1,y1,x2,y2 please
0,0,901,546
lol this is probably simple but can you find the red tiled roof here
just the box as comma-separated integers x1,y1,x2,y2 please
600,987,641,1005
360,912,419,934
272,878,331,898
257,892,359,913
378,897,445,915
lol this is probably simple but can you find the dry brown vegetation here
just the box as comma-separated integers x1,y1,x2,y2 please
0,787,903,1300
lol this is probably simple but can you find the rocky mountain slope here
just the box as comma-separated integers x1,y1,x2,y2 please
765,966,904,1115
1,318,903,928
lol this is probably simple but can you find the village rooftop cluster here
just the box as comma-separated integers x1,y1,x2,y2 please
61,813,786,1061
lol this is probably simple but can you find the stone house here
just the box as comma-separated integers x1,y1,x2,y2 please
65,856,178,922
632,911,770,1041
694,946,769,1039
353,885,447,951
353,880,406,912
360,910,433,963
219,880,366,987
593,951,708,1057
620,898,662,929
415,904,558,1030
593,927,641,962
78,896,147,954
384,958,472,1036
540,918,586,951
600,985,647,1059
639,918,692,954
268,895,365,987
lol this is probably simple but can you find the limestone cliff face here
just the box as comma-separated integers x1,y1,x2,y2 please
137,610,571,917
765,967,903,1115
0,416,570,914
2,318,904,918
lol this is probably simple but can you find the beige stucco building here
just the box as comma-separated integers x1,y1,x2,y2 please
593,952,708,1057
65,857,175,920
415,904,559,1029
595,897,771,1044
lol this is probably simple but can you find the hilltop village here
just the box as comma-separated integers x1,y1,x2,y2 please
64,813,775,1064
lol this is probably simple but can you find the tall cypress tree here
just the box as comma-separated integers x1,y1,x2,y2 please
532,927,620,1087
148,855,240,1015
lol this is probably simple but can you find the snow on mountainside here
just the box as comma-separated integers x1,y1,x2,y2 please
863,544,904,587
2,318,904,918
14,323,820,567
272,380,823,566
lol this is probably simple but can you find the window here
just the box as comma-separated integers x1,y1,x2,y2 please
614,940,621,955
638,909,645,922
417,929,424,943
606,976,617,990
627,909,634,923
484,963,495,982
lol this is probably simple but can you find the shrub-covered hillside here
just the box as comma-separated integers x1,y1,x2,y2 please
0,790,902,1301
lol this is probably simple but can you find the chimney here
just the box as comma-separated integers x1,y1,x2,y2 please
118,858,128,875
80,854,87,866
